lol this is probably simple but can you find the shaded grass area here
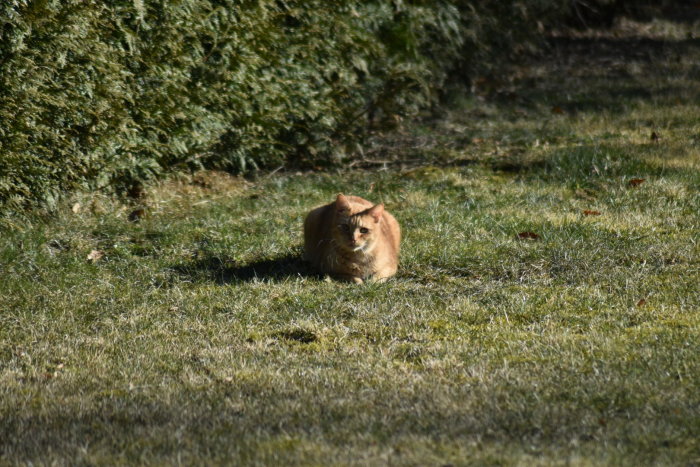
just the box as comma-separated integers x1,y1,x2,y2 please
2,18,700,465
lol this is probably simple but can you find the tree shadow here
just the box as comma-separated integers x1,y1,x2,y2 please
513,34,700,115
173,253,319,284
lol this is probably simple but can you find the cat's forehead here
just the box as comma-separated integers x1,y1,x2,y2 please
348,215,372,227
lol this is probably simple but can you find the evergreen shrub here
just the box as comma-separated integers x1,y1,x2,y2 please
0,0,572,216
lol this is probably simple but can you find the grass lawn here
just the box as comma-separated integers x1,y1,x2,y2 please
2,17,699,466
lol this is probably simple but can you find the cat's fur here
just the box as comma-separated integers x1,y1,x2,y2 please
303,194,401,283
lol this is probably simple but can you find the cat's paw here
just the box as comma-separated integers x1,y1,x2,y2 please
352,277,364,284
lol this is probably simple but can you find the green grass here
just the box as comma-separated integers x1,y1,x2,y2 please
2,18,700,465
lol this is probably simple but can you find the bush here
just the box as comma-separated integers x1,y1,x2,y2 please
0,0,574,218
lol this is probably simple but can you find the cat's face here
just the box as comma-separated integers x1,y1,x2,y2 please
335,215,377,252
333,196,384,253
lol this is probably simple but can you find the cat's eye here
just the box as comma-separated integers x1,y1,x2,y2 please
359,227,369,234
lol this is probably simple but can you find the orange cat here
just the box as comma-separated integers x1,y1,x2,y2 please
303,194,401,283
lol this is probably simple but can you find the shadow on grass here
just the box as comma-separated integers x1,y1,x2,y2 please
519,34,700,113
360,32,700,173
173,253,318,284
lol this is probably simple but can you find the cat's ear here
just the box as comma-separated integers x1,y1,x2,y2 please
335,194,351,214
367,203,384,223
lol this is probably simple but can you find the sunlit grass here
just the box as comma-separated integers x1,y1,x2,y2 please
2,18,700,466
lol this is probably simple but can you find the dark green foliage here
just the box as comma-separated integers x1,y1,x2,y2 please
0,0,574,217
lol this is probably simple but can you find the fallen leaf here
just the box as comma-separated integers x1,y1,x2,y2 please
471,137,484,144
650,131,659,142
517,231,540,240
551,106,564,114
71,202,81,214
87,250,104,263
128,208,146,222
628,178,646,187
583,210,601,216
637,298,647,307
